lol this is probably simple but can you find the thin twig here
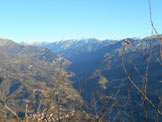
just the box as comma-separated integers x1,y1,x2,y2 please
148,0,158,35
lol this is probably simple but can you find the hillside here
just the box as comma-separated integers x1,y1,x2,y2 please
0,38,83,121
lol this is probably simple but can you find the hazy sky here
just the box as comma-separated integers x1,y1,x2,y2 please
0,0,162,42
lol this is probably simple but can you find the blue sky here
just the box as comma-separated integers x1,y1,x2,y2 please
0,0,162,42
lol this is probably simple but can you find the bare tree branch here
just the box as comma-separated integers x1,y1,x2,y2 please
122,43,162,116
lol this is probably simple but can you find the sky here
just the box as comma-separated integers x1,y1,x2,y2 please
0,0,162,43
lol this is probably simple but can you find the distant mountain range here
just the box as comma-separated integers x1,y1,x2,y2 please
21,38,118,54
21,38,118,76
21,37,162,80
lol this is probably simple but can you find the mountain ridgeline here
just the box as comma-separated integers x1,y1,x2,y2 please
22,38,118,77
24,37,162,84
